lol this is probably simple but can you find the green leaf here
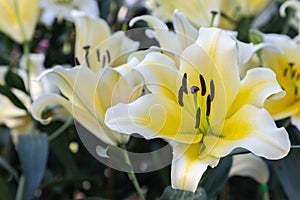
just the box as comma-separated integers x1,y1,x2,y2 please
5,71,27,94
17,134,49,200
160,186,207,200
0,85,27,110
269,148,300,200
0,156,18,181
0,175,13,200
79,197,107,200
99,0,111,20
200,156,232,199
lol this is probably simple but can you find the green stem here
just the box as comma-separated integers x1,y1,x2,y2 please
120,144,145,200
15,175,25,200
48,117,74,142
261,184,270,200
23,42,31,98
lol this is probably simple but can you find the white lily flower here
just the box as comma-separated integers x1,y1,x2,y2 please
105,27,290,192
72,11,140,74
0,54,56,143
31,57,144,147
0,0,40,43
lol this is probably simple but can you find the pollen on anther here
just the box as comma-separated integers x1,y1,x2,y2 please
75,57,81,65
283,68,288,77
96,49,100,62
178,86,185,107
210,80,215,101
199,74,206,96
295,86,298,96
206,94,211,116
102,55,106,68
195,107,201,129
182,73,188,94
106,50,111,63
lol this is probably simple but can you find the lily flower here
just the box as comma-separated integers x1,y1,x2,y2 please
147,0,220,28
105,27,290,192
40,0,99,26
259,33,300,130
0,0,40,43
31,58,144,148
129,11,198,56
229,153,269,185
72,11,139,73
0,54,56,143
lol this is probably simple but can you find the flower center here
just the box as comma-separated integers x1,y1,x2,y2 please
283,61,300,97
178,73,215,133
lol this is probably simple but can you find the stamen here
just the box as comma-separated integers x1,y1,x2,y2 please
191,86,200,94
297,73,300,81
102,55,106,68
178,86,185,107
106,50,111,63
210,80,215,101
289,62,295,68
83,45,91,68
199,74,206,96
96,49,100,62
292,70,297,78
283,68,288,77
295,86,298,96
206,94,211,116
195,107,201,129
75,57,80,65
182,73,188,94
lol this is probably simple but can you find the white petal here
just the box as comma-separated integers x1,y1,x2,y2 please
205,105,290,160
229,153,269,185
171,142,219,192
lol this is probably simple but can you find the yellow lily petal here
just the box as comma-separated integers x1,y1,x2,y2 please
73,11,139,73
96,64,144,112
105,94,203,143
37,65,100,115
171,142,219,192
229,68,285,115
229,153,269,185
134,52,179,100
31,93,118,145
0,0,39,43
264,93,300,120
205,105,290,159
72,11,111,72
181,27,240,113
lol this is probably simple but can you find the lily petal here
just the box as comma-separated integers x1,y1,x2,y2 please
229,153,269,185
134,52,179,100
31,93,117,145
105,94,203,143
171,142,219,192
205,105,290,159
229,68,285,115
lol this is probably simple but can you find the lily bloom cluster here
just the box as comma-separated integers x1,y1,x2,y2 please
31,5,291,194
0,0,298,198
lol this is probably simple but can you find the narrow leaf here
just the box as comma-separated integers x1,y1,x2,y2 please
17,134,49,200
160,186,207,200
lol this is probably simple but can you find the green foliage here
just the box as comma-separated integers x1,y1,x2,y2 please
17,134,49,200
160,186,207,200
